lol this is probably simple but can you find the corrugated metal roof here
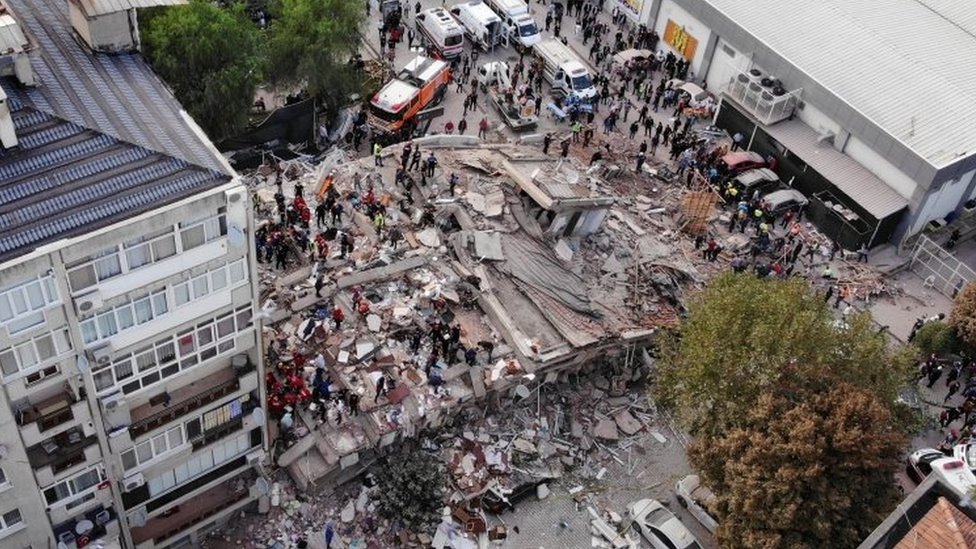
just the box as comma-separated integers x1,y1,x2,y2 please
762,118,908,219
0,101,229,261
1,0,229,174
706,0,976,168
74,0,186,17
0,14,27,54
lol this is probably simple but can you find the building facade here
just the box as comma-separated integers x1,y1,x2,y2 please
638,0,976,250
0,1,268,548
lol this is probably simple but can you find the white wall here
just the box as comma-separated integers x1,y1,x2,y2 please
796,102,842,138
653,0,713,77
910,169,975,234
842,136,919,200
704,37,749,93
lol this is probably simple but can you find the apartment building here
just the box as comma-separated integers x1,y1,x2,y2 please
0,1,267,548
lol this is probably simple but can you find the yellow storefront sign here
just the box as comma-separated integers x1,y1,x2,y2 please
664,19,698,61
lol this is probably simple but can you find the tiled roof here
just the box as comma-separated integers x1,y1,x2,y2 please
0,0,230,175
0,100,229,261
893,497,976,549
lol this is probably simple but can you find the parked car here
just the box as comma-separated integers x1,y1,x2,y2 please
627,499,703,549
953,443,976,472
931,456,976,495
906,447,948,484
674,475,719,534
720,151,766,174
734,167,780,193
762,188,808,215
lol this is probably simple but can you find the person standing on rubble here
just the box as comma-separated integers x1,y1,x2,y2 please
425,152,438,177
449,173,459,195
635,150,646,173
340,232,353,258
331,306,345,330
478,117,490,139
409,147,422,171
330,202,344,225
373,142,384,166
560,139,571,159
315,201,327,228
543,132,553,154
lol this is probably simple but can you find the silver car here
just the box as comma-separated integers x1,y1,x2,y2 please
674,475,719,534
627,498,703,549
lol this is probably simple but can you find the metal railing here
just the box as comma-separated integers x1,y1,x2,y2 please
910,234,976,298
129,377,241,438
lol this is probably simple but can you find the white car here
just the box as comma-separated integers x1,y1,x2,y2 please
627,498,703,549
674,475,719,534
953,443,976,472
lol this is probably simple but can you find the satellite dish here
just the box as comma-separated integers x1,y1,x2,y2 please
129,509,147,528
76,354,90,373
255,477,270,495
252,407,266,424
513,385,530,400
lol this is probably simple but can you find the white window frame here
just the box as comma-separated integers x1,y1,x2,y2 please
65,209,227,294
0,275,60,335
43,466,104,510
122,425,185,472
0,329,72,381
79,289,169,345
148,430,250,498
0,508,23,538
91,304,252,396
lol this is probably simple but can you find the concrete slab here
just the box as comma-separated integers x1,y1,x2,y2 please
473,231,504,261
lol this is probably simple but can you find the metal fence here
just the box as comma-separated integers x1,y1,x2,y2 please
909,234,976,298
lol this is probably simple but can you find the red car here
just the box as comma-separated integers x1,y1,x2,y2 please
721,151,766,174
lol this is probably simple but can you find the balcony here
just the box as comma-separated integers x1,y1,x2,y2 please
26,426,98,473
131,470,255,545
16,390,84,431
128,364,253,439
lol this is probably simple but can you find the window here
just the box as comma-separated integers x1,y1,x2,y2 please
147,430,250,498
0,330,71,378
91,305,252,395
0,508,22,533
43,467,103,508
179,211,227,251
120,425,186,472
79,289,169,345
0,276,60,334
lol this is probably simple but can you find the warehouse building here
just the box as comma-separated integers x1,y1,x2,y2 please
0,1,268,548
638,0,976,249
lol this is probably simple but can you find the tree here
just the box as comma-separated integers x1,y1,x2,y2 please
913,320,957,356
655,273,913,437
690,375,907,549
951,282,976,347
374,444,447,531
140,1,264,140
267,0,364,108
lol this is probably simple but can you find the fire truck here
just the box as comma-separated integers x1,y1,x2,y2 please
368,55,452,135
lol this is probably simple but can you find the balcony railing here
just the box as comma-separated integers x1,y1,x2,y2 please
26,428,98,472
15,390,86,433
129,376,241,438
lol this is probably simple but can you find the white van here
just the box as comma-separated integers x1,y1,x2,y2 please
416,7,465,59
450,1,503,52
533,39,597,101
930,457,976,496
485,0,540,51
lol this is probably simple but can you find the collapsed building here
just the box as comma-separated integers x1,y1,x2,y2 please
248,137,700,491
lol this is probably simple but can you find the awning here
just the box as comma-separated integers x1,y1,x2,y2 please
761,118,908,219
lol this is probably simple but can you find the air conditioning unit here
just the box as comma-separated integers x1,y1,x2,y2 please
122,472,144,493
94,509,111,525
76,290,104,314
246,450,266,466
101,392,125,412
89,342,113,367
58,531,76,546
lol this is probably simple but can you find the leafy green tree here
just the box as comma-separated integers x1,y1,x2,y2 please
140,1,264,140
375,443,447,531
267,0,364,108
655,273,913,437
913,320,957,356
951,282,976,347
691,375,906,549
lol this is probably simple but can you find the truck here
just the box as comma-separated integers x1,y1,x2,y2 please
532,39,597,102
416,7,465,59
476,61,538,131
485,0,540,51
450,1,503,52
367,55,452,135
